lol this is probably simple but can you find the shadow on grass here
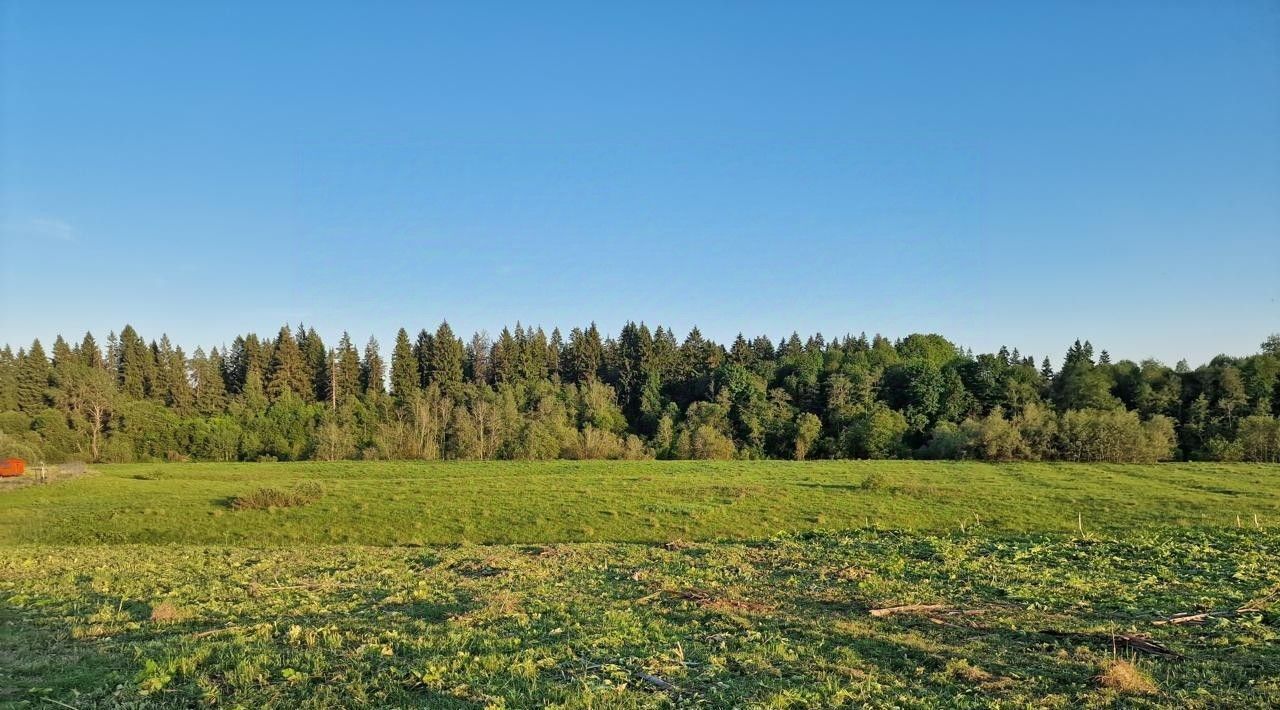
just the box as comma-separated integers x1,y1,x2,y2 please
0,592,134,707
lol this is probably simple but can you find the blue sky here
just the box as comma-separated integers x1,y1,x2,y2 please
2,1,1277,366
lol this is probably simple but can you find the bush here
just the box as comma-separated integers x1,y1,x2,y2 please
230,482,324,510
921,421,970,459
1237,415,1280,462
840,405,909,459
675,424,737,460
964,407,1028,461
1056,409,1174,463
1013,403,1058,460
0,431,41,462
1205,436,1244,462
563,426,623,459
860,471,888,491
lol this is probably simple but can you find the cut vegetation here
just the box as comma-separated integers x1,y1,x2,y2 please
1,460,1277,708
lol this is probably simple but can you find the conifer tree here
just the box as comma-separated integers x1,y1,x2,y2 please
430,321,464,396
191,347,228,415
16,339,51,412
0,346,17,411
390,328,419,403
566,324,603,383
299,326,328,402
467,331,492,384
267,325,311,400
491,328,518,383
51,335,74,370
105,331,120,375
333,332,362,405
79,332,103,370
117,325,151,399
414,329,434,388
547,328,563,380
361,336,385,395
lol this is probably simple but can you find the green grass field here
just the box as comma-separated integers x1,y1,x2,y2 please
2,461,1278,545
2,461,1278,708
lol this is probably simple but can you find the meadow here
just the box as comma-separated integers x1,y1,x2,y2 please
1,461,1278,545
2,461,1278,708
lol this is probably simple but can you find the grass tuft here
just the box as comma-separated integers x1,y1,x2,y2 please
149,600,184,623
1096,658,1158,695
230,482,324,510
860,471,888,491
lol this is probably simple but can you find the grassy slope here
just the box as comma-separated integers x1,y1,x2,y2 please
2,530,1277,708
1,461,1278,545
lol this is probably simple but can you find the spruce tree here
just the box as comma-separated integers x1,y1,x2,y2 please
333,332,362,405
430,321,464,396
547,328,563,380
467,331,492,384
566,325,603,383
414,329,434,388
491,328,518,383
105,331,120,375
171,345,195,412
390,328,419,403
117,325,151,399
267,326,311,400
299,326,328,402
0,346,17,411
191,347,227,415
79,332,103,370
361,336,385,395
16,339,51,412
51,335,74,369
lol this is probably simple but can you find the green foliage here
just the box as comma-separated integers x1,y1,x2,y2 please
792,412,822,460
389,328,418,404
840,404,909,459
4,324,1278,462
1236,415,1280,462
1057,409,1176,463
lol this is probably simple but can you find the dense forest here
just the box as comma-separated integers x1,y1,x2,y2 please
1,323,1278,464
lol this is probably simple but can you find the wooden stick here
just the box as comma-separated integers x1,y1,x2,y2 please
190,625,242,639
633,671,681,693
870,603,948,617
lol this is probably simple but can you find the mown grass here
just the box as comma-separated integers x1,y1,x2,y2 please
1,461,1277,707
2,529,1276,708
0,461,1277,545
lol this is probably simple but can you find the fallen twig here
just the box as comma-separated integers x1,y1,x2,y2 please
871,604,986,617
1154,588,1277,626
190,625,242,639
870,604,947,617
634,670,681,693
1036,629,1181,659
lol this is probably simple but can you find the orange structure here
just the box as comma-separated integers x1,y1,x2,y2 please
0,458,25,477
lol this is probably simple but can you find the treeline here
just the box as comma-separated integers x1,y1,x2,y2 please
1,323,1278,464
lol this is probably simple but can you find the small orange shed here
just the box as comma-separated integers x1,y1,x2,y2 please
0,458,25,477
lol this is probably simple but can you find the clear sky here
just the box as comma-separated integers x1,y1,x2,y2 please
2,1,1277,367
